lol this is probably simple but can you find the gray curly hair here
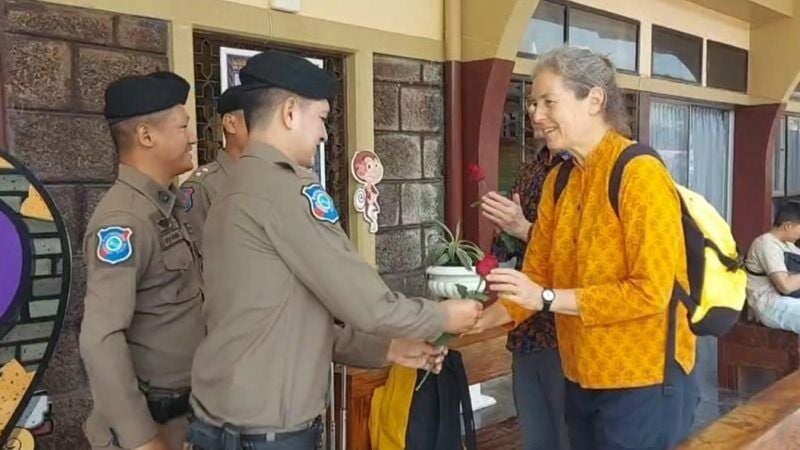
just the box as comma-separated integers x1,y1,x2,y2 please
532,46,630,136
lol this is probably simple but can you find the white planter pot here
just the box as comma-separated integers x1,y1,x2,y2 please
425,265,482,299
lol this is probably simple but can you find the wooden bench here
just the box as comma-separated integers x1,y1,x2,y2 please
717,309,800,391
331,326,515,450
680,370,800,449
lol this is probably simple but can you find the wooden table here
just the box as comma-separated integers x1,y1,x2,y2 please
329,326,514,450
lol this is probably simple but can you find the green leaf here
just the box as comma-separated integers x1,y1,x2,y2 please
434,333,456,347
455,247,472,270
456,284,469,299
466,291,489,302
433,252,451,267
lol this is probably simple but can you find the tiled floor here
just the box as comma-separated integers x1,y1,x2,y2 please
471,336,777,438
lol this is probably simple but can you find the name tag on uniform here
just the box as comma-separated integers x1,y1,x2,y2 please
155,215,184,249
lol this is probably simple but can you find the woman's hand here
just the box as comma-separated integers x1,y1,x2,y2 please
480,191,532,241
485,268,543,311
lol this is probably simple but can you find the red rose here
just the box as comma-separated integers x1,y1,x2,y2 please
475,254,499,277
467,163,486,182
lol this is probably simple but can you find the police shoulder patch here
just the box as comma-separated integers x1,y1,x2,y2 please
301,183,340,224
96,226,133,265
181,186,195,212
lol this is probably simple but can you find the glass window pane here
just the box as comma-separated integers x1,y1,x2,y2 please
652,26,701,83
689,106,731,218
568,8,638,72
519,1,566,56
788,117,800,195
499,80,526,195
774,117,787,196
649,101,689,186
707,41,748,92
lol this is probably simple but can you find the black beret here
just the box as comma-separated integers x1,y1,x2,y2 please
104,71,190,124
217,84,249,115
239,50,337,100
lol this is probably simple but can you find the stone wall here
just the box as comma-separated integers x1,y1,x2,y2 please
2,1,169,447
373,55,445,296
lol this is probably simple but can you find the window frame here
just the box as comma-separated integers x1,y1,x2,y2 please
706,39,749,93
650,25,703,85
517,0,641,75
776,113,800,198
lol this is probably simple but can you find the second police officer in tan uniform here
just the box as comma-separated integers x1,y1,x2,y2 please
180,84,249,251
188,51,483,450
80,72,203,450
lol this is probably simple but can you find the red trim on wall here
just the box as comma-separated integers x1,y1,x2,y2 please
460,58,515,251
731,103,783,250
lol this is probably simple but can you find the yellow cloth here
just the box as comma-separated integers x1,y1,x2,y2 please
0,360,34,430
503,131,696,389
369,365,418,450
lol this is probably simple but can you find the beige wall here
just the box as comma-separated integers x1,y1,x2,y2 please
223,0,444,41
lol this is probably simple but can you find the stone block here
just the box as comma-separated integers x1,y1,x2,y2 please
5,35,71,110
375,133,421,180
67,256,86,328
423,63,443,84
377,182,400,227
401,86,443,132
9,111,117,183
376,228,422,273
381,273,405,292
374,55,421,82
402,182,443,225
374,83,399,131
77,46,168,112
115,15,168,54
423,136,444,178
6,0,113,45
46,185,84,251
405,272,427,297
41,327,87,395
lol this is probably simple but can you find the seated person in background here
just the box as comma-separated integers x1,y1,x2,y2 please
745,202,800,333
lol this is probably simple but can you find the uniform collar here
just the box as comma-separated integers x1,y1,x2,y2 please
216,149,235,174
244,141,317,180
117,164,181,217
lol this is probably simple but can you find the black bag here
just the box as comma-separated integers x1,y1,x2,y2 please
405,351,478,450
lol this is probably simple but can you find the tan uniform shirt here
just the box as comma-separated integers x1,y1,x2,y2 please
179,150,235,251
80,165,205,449
745,232,800,315
190,142,446,430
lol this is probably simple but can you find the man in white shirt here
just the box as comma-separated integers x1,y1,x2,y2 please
745,202,800,332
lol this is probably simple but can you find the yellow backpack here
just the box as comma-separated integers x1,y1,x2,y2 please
554,143,747,337
369,351,477,450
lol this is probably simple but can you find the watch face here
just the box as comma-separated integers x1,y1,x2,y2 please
543,289,556,302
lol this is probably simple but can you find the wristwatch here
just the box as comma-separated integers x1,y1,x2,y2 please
541,288,555,313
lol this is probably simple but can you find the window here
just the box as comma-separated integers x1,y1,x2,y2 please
519,1,565,57
775,116,800,197
499,79,538,195
518,1,639,73
651,26,702,83
707,41,748,92
649,100,733,218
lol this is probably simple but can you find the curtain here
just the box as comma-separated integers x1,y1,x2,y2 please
689,105,730,217
649,101,689,186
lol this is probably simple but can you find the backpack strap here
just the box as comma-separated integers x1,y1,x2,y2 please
553,159,575,205
452,352,477,450
608,143,664,216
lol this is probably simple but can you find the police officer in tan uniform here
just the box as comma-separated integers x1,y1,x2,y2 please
180,84,249,249
188,51,483,450
80,72,204,450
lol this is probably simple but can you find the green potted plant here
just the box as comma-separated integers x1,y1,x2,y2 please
424,221,484,299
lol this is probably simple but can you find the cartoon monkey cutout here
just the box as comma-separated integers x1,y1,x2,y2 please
351,151,384,234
